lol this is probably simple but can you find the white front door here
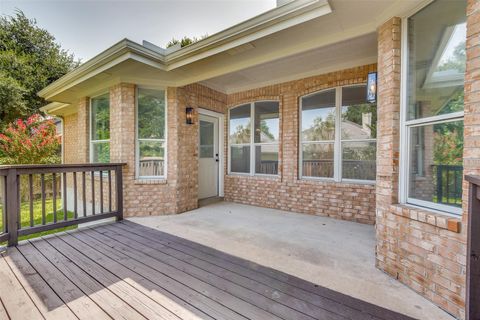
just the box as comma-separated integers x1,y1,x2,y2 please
199,114,219,199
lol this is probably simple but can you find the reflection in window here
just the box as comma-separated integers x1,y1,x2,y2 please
300,86,376,181
229,101,279,175
90,93,110,163
341,86,377,180
404,0,466,213
137,88,166,178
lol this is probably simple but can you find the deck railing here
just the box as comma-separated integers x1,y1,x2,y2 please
0,163,125,246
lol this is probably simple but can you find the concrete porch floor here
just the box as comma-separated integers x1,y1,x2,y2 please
129,201,455,320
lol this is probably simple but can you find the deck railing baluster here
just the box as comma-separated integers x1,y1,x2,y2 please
99,171,104,214
52,173,57,223
63,172,67,221
82,172,86,217
41,174,46,225
29,174,34,227
108,170,112,213
91,171,95,215
73,172,78,219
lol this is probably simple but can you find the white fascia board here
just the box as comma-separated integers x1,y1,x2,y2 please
39,39,166,100
40,102,70,113
165,0,332,70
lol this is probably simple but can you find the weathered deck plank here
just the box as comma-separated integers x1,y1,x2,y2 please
43,235,181,320
16,241,111,320
2,246,77,320
0,222,416,320
0,252,43,320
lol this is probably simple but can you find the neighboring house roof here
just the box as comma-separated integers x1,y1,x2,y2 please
40,0,425,115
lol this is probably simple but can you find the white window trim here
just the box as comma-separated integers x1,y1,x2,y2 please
228,100,280,176
299,85,377,184
89,92,110,163
399,12,464,217
135,87,168,180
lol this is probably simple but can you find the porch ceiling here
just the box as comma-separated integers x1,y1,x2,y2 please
200,32,378,94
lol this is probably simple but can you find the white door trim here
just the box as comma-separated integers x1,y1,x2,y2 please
198,108,224,197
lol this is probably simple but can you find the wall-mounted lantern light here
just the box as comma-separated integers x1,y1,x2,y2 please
186,107,194,125
367,72,377,103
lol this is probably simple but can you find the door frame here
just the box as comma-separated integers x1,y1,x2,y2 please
198,108,224,197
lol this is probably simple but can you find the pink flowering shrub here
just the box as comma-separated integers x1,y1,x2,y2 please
0,114,61,164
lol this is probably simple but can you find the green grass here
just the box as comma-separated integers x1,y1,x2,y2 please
0,198,77,244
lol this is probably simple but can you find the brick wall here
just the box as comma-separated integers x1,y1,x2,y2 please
375,16,469,319
224,65,378,224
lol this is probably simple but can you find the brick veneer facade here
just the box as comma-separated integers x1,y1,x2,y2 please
374,6,479,316
224,65,378,224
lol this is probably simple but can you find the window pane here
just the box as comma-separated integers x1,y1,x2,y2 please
229,104,251,144
302,143,334,178
255,145,278,175
139,140,165,177
301,89,336,141
200,120,214,158
407,0,466,120
138,89,165,139
341,86,377,140
342,141,376,180
408,121,463,208
91,142,110,163
91,94,110,140
254,101,279,143
230,145,250,173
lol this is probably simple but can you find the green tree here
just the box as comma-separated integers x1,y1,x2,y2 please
0,10,79,128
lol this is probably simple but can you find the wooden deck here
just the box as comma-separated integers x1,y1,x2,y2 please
0,221,414,320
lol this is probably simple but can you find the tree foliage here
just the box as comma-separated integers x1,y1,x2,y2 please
166,34,208,48
0,10,79,128
0,114,61,164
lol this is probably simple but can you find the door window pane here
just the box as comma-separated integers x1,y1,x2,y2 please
407,0,466,120
301,89,336,141
341,86,377,140
254,101,279,143
139,140,165,177
408,121,463,207
200,120,214,158
342,141,376,180
255,145,278,175
229,104,251,144
230,146,250,173
302,143,334,178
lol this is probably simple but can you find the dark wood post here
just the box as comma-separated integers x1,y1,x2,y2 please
6,169,19,246
467,176,480,320
115,166,123,221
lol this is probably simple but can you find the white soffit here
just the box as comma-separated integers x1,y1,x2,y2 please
200,32,378,93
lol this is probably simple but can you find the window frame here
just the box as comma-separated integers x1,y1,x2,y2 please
227,100,280,177
398,6,465,216
89,92,110,164
135,87,168,180
299,85,377,184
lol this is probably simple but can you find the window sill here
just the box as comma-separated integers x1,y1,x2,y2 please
226,173,280,181
299,177,376,187
134,179,167,185
389,204,461,233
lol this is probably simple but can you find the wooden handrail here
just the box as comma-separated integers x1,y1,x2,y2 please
0,163,126,246
465,174,480,320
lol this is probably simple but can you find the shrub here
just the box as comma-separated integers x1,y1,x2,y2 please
0,114,61,165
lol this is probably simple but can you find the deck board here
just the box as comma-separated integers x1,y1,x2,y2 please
0,221,416,320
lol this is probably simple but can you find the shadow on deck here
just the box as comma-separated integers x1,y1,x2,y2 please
0,221,414,320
